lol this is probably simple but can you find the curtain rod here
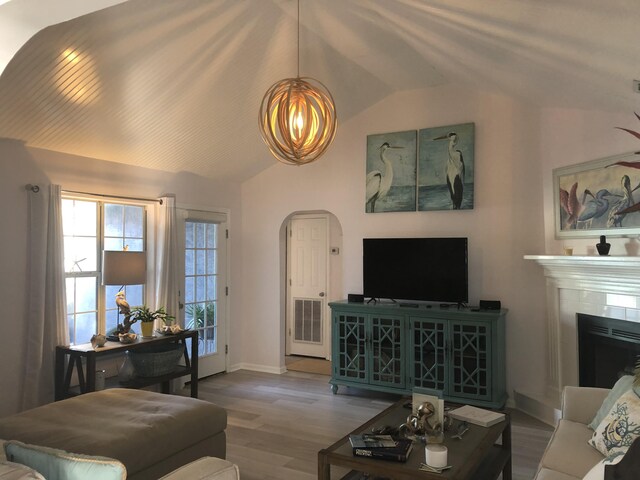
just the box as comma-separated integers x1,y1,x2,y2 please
62,189,163,205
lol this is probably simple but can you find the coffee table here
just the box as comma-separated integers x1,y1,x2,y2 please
318,399,511,480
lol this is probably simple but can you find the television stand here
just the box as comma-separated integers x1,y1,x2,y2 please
329,300,507,408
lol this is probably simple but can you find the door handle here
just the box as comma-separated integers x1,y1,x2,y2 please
319,292,325,297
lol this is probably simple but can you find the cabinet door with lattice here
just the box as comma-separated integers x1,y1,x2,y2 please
369,315,406,388
333,313,368,384
410,317,448,394
450,320,492,401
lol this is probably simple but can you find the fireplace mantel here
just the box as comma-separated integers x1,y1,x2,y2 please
524,255,640,295
524,254,640,422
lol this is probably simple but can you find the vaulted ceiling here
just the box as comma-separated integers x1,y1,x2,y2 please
1,0,638,182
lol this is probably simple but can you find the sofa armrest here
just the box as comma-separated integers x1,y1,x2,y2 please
159,457,239,480
561,386,610,424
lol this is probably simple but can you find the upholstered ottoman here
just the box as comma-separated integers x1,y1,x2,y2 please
0,389,227,480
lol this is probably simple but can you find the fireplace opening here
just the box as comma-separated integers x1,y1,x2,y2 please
578,314,640,388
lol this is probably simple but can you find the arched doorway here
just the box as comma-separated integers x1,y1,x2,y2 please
280,211,343,368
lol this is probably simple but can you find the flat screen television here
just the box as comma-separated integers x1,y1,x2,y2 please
363,237,468,303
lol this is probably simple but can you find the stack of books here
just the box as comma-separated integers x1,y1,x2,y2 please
348,434,413,462
448,404,506,427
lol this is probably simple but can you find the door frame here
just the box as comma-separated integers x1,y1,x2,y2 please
176,203,230,376
285,213,331,359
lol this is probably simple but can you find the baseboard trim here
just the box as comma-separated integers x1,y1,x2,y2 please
228,363,287,375
514,389,561,427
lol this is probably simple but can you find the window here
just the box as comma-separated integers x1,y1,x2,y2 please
62,198,146,344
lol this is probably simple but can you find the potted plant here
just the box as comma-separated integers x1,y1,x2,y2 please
131,306,175,338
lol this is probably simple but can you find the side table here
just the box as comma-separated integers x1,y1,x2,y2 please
55,330,198,400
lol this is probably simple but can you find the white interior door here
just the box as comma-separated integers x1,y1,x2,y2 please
287,215,329,358
178,208,228,378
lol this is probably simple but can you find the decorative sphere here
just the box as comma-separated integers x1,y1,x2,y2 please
259,77,337,165
417,402,436,418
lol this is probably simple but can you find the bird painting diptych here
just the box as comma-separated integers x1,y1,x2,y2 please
365,124,475,213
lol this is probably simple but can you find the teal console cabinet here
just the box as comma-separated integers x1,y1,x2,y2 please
330,301,507,408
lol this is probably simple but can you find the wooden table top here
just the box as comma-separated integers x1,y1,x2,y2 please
318,398,511,480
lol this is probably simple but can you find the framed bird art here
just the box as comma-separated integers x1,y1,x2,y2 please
365,130,417,213
553,151,640,238
418,122,475,211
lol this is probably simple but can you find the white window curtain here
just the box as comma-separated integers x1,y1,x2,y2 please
155,195,179,323
22,184,69,410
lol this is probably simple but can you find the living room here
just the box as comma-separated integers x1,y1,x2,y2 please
1,1,640,478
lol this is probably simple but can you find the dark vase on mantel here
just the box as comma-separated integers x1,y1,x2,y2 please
596,235,611,256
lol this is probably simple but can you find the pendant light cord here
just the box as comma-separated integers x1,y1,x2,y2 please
297,0,300,78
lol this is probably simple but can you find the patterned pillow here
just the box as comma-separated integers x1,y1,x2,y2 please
588,375,634,430
589,389,640,456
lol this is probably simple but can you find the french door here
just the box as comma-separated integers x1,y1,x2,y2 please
178,209,228,377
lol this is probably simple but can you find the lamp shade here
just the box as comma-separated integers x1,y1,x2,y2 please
102,251,147,285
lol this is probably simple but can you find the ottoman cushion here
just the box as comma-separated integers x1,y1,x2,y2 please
0,389,226,477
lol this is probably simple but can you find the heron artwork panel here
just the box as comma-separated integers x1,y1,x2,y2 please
554,152,640,238
418,122,475,211
366,130,417,213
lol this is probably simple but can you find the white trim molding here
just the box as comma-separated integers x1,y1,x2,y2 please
525,255,640,294
525,255,640,406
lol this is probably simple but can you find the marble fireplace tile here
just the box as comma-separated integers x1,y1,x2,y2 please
625,308,640,323
605,293,637,308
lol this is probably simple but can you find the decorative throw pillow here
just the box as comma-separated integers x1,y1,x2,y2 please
589,389,640,456
589,375,635,430
4,441,126,480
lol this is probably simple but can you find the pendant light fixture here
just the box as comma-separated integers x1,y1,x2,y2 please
259,0,337,165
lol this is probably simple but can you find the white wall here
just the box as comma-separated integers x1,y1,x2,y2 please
239,84,549,400
0,141,242,417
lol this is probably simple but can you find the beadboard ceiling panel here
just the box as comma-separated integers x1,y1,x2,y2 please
0,0,638,182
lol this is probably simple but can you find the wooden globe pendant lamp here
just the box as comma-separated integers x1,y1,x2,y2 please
259,0,337,165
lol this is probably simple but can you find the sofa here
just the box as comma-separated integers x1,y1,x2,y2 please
535,379,640,480
535,386,609,479
0,452,239,480
0,389,235,480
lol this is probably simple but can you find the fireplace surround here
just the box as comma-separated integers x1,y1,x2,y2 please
524,255,640,423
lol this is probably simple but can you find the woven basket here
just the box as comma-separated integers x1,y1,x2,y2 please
128,344,183,377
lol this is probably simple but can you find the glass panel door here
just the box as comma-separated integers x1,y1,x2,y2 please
182,215,227,377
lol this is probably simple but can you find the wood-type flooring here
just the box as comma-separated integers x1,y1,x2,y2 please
186,370,553,480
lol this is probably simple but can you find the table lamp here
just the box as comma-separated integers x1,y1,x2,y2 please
102,250,147,339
